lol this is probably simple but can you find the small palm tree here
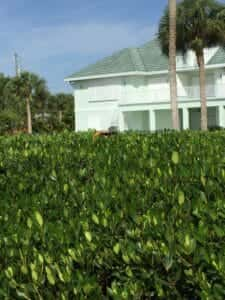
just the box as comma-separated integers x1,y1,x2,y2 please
8,72,47,134
159,0,225,130
12,73,33,134
32,76,50,120
169,0,180,130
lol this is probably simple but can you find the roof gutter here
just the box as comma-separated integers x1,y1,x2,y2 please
64,71,169,82
65,63,225,83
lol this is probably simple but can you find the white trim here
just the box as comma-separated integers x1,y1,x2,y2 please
65,64,225,83
65,71,168,82
118,111,125,131
88,99,118,103
219,105,225,127
149,110,156,131
177,63,225,73
183,108,189,130
119,97,225,107
76,108,119,112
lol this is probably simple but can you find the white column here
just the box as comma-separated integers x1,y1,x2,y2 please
219,105,225,128
183,107,189,130
149,110,156,132
118,111,125,132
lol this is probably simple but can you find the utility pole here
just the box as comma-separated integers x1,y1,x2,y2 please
14,53,21,76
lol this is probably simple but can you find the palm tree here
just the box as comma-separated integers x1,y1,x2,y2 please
32,76,50,120
56,93,67,123
6,72,50,134
169,0,180,130
11,73,33,134
159,0,225,131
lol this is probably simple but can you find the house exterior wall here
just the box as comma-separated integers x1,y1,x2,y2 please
71,48,225,131
74,78,121,131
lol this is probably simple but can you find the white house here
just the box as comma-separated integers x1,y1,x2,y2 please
65,39,225,131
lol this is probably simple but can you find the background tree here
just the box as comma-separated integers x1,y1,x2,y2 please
47,93,74,130
31,75,50,119
158,0,225,131
2,74,25,132
0,71,74,135
0,74,10,110
169,0,180,130
7,72,35,134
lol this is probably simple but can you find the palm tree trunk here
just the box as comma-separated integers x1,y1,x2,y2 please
58,110,63,122
197,51,208,131
26,97,32,134
169,0,179,130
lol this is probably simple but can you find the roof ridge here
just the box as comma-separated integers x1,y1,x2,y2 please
136,47,146,71
129,48,145,71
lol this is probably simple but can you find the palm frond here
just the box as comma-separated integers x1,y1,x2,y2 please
158,0,225,56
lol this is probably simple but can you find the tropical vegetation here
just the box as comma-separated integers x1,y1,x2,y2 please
0,72,74,134
0,131,225,299
159,0,225,131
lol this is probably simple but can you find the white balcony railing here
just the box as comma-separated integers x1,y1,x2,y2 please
181,85,216,98
120,84,224,105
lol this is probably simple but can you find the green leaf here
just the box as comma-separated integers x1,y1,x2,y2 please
27,218,32,229
172,151,179,164
213,225,225,238
113,243,120,255
102,218,108,227
34,211,43,227
185,234,191,248
84,231,92,242
83,283,94,295
56,265,65,282
122,254,130,264
16,290,31,300
184,269,193,277
184,234,196,254
18,183,24,191
63,183,69,193
178,190,185,206
5,267,13,279
38,253,44,264
46,266,55,285
92,214,99,225
21,265,28,275
201,176,206,186
31,270,38,282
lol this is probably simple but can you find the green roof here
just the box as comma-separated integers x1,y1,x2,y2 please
66,40,169,79
207,47,225,65
66,39,225,80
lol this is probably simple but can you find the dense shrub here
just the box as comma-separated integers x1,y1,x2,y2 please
0,131,225,299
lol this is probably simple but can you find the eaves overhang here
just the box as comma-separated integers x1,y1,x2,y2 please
65,63,225,83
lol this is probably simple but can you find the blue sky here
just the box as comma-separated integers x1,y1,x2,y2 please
0,0,183,93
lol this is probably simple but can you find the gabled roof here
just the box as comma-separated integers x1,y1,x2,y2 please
66,39,225,81
207,47,225,65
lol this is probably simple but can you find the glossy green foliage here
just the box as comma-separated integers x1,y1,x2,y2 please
0,131,225,299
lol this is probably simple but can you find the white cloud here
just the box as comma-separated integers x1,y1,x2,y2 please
2,22,156,62
0,21,156,91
